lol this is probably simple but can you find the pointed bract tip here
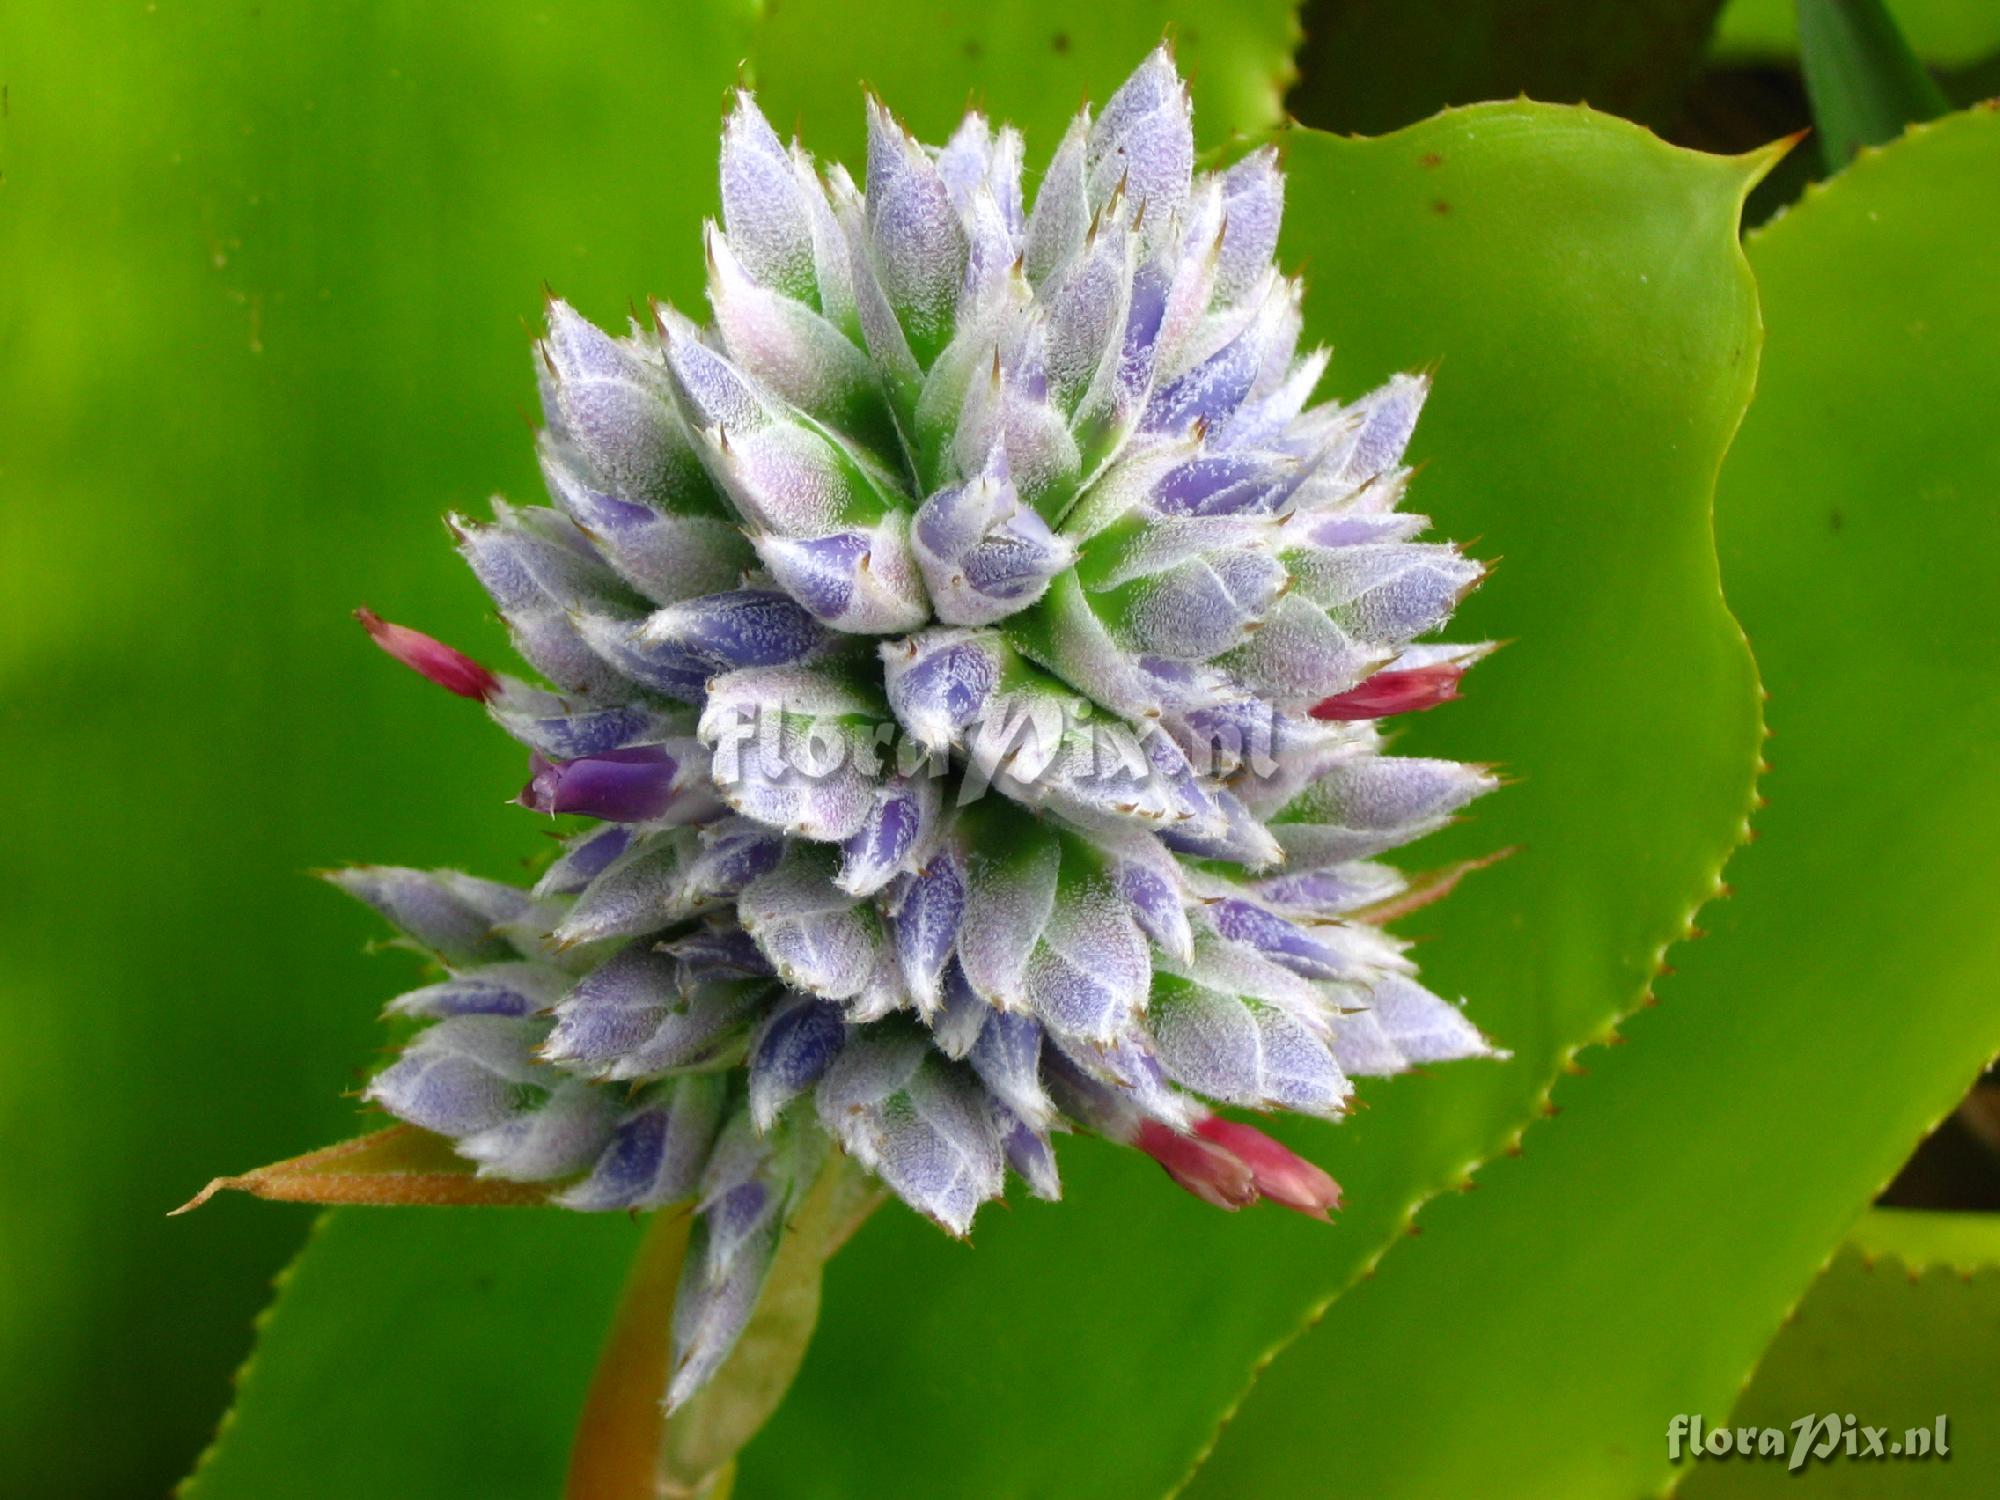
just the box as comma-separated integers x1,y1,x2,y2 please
1743,128,1810,184
169,1179,227,1216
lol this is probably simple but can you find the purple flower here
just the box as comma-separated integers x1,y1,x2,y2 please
519,745,681,822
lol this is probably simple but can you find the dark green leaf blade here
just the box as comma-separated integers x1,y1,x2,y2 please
1716,0,2000,66
1799,0,1949,166
1290,0,1730,135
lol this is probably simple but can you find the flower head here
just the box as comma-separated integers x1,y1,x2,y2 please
342,47,1499,1409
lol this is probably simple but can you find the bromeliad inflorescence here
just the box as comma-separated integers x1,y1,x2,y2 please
338,48,1500,1408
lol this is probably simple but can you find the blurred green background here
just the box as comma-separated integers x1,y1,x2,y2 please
4,2,1998,1497
0,4,755,1493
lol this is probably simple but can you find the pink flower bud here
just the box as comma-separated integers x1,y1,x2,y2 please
1134,1119,1257,1210
1308,663,1463,721
1195,1117,1341,1220
356,609,499,701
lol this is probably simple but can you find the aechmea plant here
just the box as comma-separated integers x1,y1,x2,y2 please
329,47,1500,1411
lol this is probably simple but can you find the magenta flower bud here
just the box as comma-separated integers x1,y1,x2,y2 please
1133,1119,1257,1211
518,745,680,822
1194,1117,1342,1220
1309,663,1465,721
355,608,499,701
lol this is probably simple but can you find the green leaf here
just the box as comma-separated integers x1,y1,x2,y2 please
1715,0,2000,65
1849,1206,2000,1274
1290,0,1730,134
1185,104,2000,1500
180,1210,646,1500
0,3,753,1493
1681,1212,2000,1497
745,0,1302,164
1799,0,1949,167
739,104,1768,1500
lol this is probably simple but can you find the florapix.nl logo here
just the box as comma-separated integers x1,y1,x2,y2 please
1668,1413,1951,1473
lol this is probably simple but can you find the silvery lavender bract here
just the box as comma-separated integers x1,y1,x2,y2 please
341,49,1500,1410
